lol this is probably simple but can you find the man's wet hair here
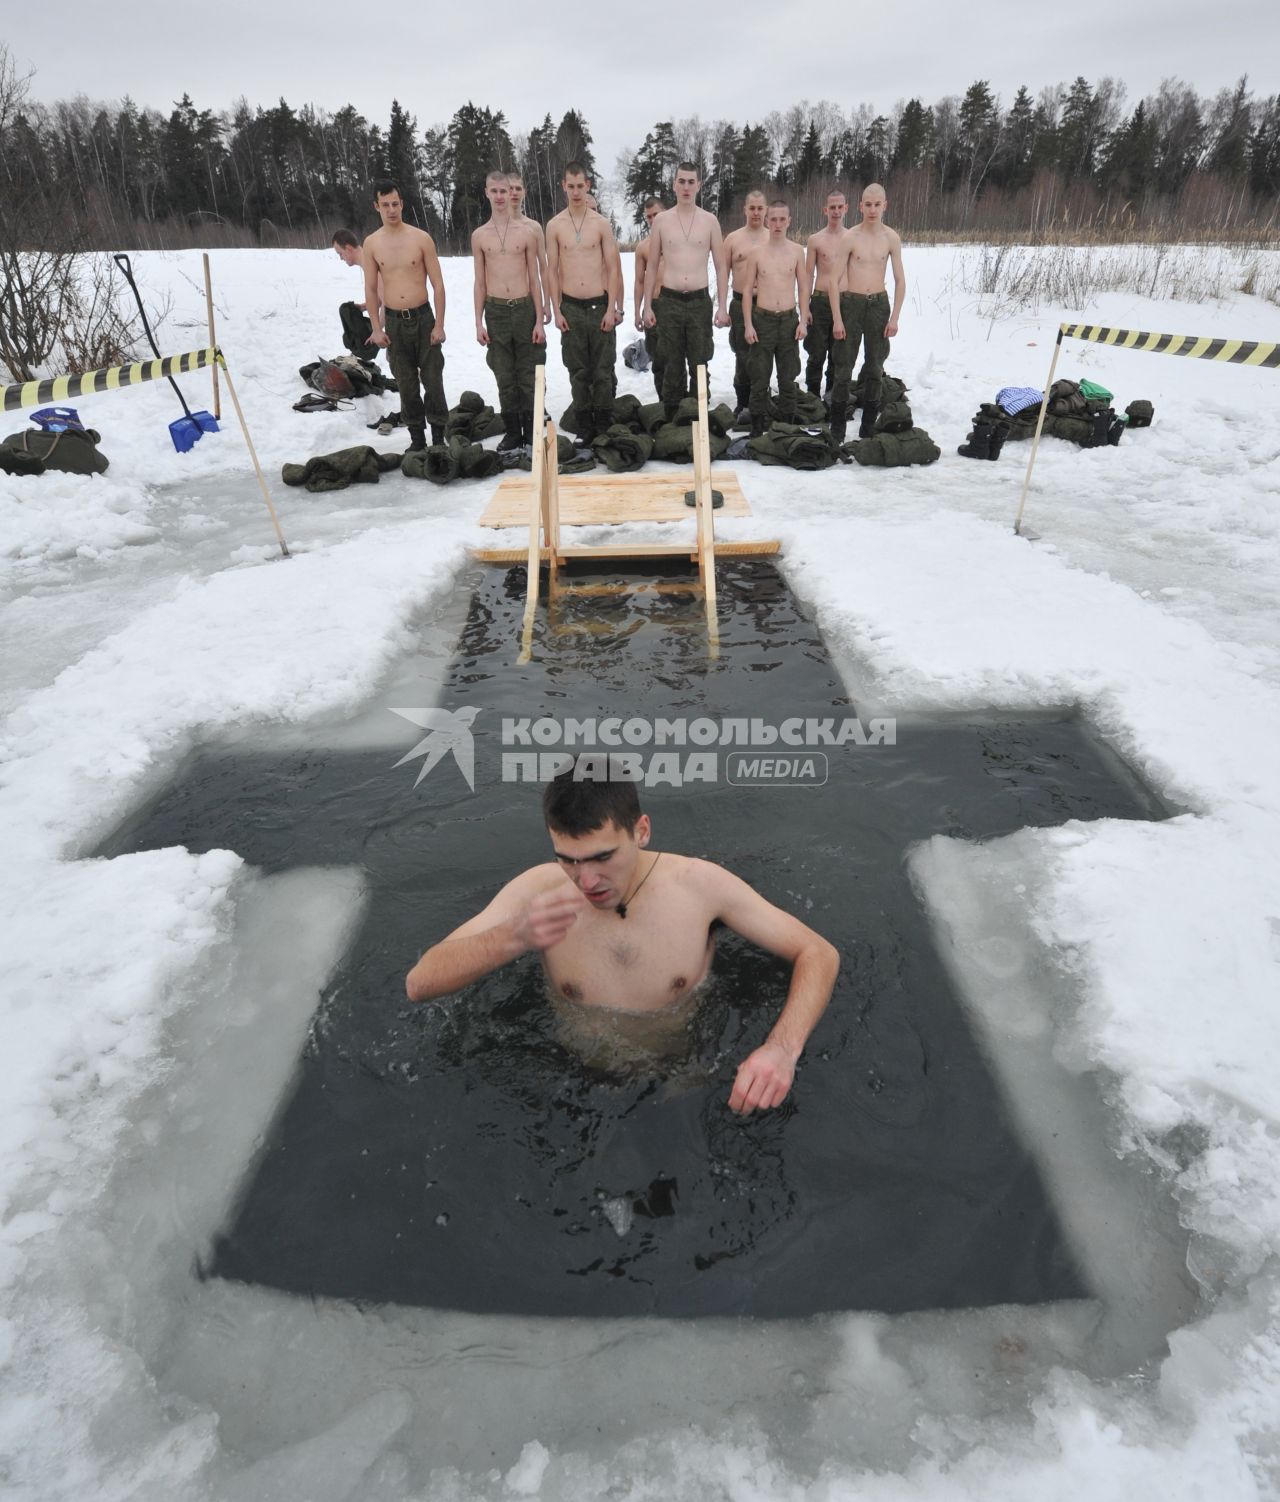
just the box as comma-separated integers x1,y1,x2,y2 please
744,188,767,202
486,168,510,186
543,761,642,837
675,161,700,177
507,170,524,184
643,196,664,212
562,160,590,181
332,228,359,248
373,179,401,200
769,198,790,212
826,188,847,203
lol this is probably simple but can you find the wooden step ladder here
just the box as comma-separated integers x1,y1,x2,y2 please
474,365,768,663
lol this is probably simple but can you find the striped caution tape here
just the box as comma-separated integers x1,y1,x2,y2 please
1,347,225,414
1059,323,1280,368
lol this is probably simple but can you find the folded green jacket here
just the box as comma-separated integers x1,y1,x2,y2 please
282,444,401,491
445,391,505,441
652,424,730,462
846,427,941,467
592,424,655,472
401,436,504,483
748,422,842,470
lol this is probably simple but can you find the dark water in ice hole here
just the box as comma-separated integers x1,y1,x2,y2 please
97,562,1169,1319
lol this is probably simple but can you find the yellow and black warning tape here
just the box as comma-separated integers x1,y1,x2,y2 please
1059,323,1280,368
1,346,225,415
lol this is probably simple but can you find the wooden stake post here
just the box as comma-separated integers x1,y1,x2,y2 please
1013,328,1064,537
202,253,221,420
515,365,720,661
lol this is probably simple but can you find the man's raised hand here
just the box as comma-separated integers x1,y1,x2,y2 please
515,888,585,952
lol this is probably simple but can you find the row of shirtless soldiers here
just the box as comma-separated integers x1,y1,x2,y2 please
334,162,905,451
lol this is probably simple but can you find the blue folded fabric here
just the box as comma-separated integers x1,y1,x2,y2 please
996,386,1043,415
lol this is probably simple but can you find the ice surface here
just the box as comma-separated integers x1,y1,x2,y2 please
3,246,1280,1498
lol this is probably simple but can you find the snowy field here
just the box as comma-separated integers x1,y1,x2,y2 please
2,244,1280,1499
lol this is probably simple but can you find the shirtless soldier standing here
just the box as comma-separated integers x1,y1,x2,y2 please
633,198,666,398
507,172,551,326
741,201,809,437
473,170,546,451
827,184,905,442
804,189,849,399
547,161,623,444
641,163,729,418
722,190,769,418
364,179,448,451
405,768,840,1115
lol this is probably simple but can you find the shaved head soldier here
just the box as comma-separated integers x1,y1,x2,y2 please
640,163,729,417
633,197,668,399
547,161,623,444
741,200,809,436
827,183,905,442
804,189,848,400
722,190,769,419
363,179,448,451
507,172,552,326
472,169,547,451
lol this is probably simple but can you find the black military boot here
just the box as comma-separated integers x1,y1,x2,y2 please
1085,409,1111,448
520,412,535,448
663,403,679,424
593,409,614,440
987,423,1009,460
858,402,880,439
749,412,767,439
828,402,848,444
957,423,994,459
497,413,522,452
430,424,445,446
407,425,427,452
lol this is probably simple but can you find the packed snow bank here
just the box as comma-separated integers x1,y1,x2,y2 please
2,246,1280,1498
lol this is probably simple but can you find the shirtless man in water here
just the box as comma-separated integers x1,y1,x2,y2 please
364,179,448,450
547,162,623,443
405,767,839,1115
473,170,546,451
722,190,769,417
804,190,849,399
641,163,729,416
741,200,809,436
827,184,905,442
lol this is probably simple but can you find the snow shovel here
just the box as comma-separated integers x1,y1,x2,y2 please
112,253,219,452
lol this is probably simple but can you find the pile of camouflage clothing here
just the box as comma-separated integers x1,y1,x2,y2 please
959,379,1155,460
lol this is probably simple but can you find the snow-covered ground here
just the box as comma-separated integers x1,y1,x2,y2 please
2,245,1279,1499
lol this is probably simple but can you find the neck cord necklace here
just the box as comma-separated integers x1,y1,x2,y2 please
568,208,588,243
676,207,696,241
495,215,511,252
617,852,660,919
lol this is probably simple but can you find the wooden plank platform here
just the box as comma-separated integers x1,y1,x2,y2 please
472,540,781,564
479,466,753,527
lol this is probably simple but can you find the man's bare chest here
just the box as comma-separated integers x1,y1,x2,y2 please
543,899,715,1009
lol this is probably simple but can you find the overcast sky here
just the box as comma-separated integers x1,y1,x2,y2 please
11,0,1278,188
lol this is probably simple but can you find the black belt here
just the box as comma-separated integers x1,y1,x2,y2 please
661,287,710,301
485,295,532,308
389,303,431,320
560,292,607,308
